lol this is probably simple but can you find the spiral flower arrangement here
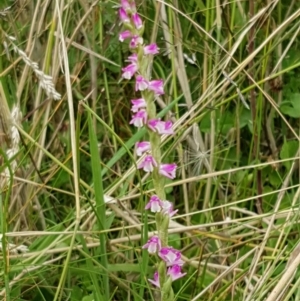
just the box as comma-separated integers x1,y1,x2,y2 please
118,1,185,299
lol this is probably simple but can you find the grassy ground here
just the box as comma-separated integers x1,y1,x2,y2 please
1,0,300,300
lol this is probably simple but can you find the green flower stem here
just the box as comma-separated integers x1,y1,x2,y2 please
149,131,165,195
162,277,175,301
138,52,173,301
156,212,169,246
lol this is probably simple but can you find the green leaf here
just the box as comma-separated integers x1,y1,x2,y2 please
218,111,235,134
280,93,300,118
280,140,299,169
70,286,83,301
239,109,252,128
87,111,109,300
82,294,94,301
282,48,300,70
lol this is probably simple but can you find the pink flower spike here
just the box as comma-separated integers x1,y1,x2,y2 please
132,13,143,30
159,247,184,267
135,75,148,91
159,163,177,179
131,98,146,112
121,0,136,13
137,155,157,172
127,53,138,63
119,30,132,42
148,119,174,135
148,79,164,95
130,109,147,127
148,271,160,287
142,236,161,254
129,35,143,48
129,1,136,13
167,265,186,281
144,43,159,55
147,119,159,132
120,0,131,10
122,63,138,80
145,195,163,212
136,141,151,156
161,200,178,217
119,8,130,23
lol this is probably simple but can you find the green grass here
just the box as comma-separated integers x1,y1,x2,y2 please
1,0,300,300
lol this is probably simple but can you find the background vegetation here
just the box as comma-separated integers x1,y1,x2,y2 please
1,0,300,300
